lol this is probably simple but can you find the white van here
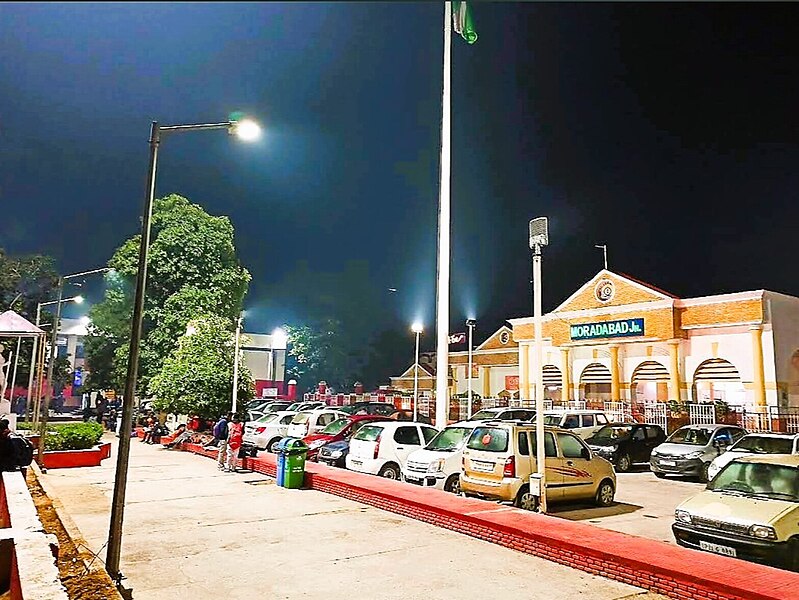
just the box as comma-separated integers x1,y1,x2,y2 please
286,408,347,439
402,421,478,493
346,421,438,480
541,410,610,439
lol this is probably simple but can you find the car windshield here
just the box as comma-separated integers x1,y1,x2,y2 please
470,410,498,420
731,436,793,454
592,425,633,441
426,427,473,452
291,412,312,424
467,427,509,452
256,413,279,424
666,427,712,446
322,418,350,435
709,461,799,501
543,415,563,426
354,425,383,442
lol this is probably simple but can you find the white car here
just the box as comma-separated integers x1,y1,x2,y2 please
346,421,438,480
707,432,799,480
286,408,348,439
402,421,479,493
540,410,610,439
242,411,297,454
468,407,536,422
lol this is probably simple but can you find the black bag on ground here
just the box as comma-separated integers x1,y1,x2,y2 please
11,435,34,467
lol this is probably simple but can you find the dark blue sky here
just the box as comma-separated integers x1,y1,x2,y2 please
2,3,798,343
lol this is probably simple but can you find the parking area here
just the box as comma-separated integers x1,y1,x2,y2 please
37,436,665,600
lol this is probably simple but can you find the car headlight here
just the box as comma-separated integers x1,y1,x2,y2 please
330,450,343,459
650,449,660,457
685,451,704,459
674,509,693,524
749,525,777,540
308,440,326,450
427,458,445,473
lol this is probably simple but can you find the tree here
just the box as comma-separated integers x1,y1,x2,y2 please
285,319,364,393
149,315,253,419
360,328,414,391
85,194,251,393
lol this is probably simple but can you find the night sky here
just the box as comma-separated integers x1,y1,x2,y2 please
1,3,798,347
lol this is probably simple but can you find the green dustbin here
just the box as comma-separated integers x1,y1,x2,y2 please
283,438,308,489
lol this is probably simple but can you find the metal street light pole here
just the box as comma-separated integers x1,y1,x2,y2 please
595,244,608,270
411,323,423,422
232,314,243,414
529,217,549,513
105,117,261,586
466,319,476,419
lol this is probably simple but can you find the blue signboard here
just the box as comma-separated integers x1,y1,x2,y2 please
73,368,83,387
570,318,645,341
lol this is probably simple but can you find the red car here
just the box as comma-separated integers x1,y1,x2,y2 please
303,415,385,461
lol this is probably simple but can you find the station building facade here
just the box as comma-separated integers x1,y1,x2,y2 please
509,270,799,410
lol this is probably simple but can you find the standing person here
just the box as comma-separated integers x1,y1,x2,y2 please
213,413,231,470
95,394,106,425
224,414,243,473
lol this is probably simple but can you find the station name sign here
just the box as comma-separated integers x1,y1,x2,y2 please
570,318,644,341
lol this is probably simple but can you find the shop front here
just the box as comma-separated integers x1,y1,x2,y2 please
510,270,799,412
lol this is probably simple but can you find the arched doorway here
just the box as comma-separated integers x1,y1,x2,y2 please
631,361,670,402
579,363,612,402
542,364,563,401
692,358,746,407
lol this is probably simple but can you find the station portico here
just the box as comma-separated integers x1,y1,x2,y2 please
510,270,799,411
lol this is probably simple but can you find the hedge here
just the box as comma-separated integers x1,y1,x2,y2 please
43,422,104,451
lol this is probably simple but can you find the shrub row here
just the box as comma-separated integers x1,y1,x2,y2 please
43,422,104,451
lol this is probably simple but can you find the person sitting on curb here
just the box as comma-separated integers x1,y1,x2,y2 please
164,424,192,449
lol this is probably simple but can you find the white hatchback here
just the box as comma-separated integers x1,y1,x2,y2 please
402,421,479,493
287,408,348,439
707,432,799,480
242,411,297,454
346,421,438,480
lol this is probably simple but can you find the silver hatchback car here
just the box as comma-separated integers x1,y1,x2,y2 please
650,424,746,482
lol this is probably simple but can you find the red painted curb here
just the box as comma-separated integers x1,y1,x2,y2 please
182,444,799,600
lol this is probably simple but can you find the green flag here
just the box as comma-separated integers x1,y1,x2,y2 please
453,1,477,44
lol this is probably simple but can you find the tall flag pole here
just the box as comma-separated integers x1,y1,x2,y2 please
435,2,476,429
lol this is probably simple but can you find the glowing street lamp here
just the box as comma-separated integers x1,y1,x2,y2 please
106,116,262,586
466,318,476,418
411,322,423,421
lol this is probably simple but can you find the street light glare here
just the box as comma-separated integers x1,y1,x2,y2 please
411,322,423,334
272,327,288,350
73,295,84,304
231,119,261,141
80,316,91,326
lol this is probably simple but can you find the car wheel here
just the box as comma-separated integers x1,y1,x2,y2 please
514,485,539,511
444,474,461,494
378,463,400,480
267,438,281,453
595,479,615,507
700,462,711,483
654,471,666,479
616,453,631,473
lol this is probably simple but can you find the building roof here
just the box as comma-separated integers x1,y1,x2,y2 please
0,310,45,336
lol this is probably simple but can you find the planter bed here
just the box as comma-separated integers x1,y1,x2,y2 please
41,442,112,469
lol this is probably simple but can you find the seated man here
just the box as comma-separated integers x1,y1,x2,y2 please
165,424,191,449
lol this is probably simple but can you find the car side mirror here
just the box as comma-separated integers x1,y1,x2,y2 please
581,447,591,460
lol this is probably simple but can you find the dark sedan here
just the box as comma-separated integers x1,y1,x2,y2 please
317,439,350,468
586,422,666,472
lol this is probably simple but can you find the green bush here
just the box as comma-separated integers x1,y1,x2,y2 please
44,422,104,451
15,422,57,433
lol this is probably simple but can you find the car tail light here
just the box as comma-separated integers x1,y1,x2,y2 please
374,432,382,459
503,456,515,478
255,427,266,434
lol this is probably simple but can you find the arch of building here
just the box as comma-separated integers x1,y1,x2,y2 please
692,357,746,407
631,360,670,403
579,362,612,402
543,364,562,401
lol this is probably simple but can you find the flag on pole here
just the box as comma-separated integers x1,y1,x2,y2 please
453,1,478,44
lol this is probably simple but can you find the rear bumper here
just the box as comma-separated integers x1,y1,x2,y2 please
345,456,383,475
460,474,519,501
672,523,789,568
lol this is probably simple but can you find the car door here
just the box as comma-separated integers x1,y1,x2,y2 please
392,426,422,465
643,425,664,461
420,426,438,447
528,430,565,502
629,426,647,463
556,432,596,501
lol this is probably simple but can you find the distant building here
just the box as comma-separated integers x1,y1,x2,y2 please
241,331,287,398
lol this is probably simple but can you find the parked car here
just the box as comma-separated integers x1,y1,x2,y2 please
317,439,351,468
469,407,536,422
540,410,611,438
287,401,325,412
339,402,397,417
260,400,292,413
672,455,799,570
346,421,438,479
650,424,747,482
585,423,666,472
287,408,348,439
707,432,799,480
460,422,616,511
303,415,384,461
387,410,433,425
402,421,479,493
242,411,297,454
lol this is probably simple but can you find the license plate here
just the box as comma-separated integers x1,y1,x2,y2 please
350,459,362,466
472,461,494,473
660,460,676,466
699,540,737,557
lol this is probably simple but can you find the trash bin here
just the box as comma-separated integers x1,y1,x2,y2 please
275,438,291,487
283,439,308,489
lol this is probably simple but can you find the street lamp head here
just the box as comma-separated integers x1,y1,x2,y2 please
271,327,288,350
465,318,476,328
230,119,261,141
529,216,549,249
73,295,84,305
411,322,423,334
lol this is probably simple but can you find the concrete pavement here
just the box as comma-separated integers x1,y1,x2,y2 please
38,434,665,600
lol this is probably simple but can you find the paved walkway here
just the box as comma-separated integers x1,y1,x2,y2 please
39,434,664,600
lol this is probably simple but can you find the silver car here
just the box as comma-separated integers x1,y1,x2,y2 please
650,424,746,482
